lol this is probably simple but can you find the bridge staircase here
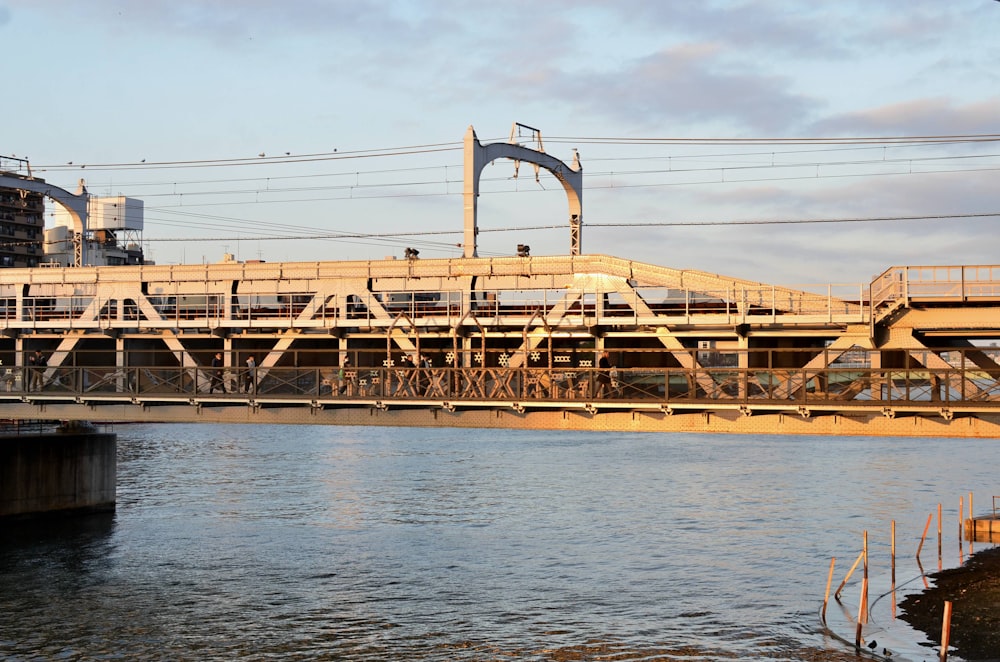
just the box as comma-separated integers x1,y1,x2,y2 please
870,264,1000,327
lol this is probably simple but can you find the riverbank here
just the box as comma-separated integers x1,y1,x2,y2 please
898,545,1000,661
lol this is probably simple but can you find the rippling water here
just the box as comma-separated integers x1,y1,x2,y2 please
2,425,997,660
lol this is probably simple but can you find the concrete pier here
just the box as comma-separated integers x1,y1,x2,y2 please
0,429,116,519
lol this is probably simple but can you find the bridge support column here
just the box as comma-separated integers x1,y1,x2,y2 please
116,336,127,392
737,334,750,399
870,350,885,400
461,335,473,372
224,336,233,393
0,429,117,519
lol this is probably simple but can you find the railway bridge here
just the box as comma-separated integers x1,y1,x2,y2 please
2,255,999,437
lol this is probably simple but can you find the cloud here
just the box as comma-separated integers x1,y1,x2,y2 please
490,43,818,135
811,97,1000,136
607,0,855,59
4,0,410,50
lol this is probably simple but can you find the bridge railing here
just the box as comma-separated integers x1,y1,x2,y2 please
870,264,1000,321
6,364,1000,410
4,281,869,331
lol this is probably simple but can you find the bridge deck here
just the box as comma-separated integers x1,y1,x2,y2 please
3,361,1000,436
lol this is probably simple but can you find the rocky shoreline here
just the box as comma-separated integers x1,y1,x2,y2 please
898,545,1000,661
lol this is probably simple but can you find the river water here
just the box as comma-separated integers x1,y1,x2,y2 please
1,424,996,661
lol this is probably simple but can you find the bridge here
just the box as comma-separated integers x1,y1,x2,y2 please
1,255,999,437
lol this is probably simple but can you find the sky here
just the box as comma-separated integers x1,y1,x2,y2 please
2,0,999,287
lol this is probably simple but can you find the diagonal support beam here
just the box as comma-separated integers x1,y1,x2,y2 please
885,328,982,399
655,333,717,395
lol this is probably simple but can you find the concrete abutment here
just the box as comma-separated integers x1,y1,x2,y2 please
0,430,117,519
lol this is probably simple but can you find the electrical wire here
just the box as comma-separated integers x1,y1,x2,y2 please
138,211,1000,244
19,132,1000,261
31,143,463,173
28,132,1000,175
544,133,1000,146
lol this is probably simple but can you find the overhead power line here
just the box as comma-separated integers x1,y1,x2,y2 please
587,212,1000,228
545,133,1000,146
23,132,999,260
30,132,1000,173
140,211,1000,244
32,142,463,173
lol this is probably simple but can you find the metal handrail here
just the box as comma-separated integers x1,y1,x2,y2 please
7,364,1000,410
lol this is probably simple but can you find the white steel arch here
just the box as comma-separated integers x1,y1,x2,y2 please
463,125,582,258
0,174,89,266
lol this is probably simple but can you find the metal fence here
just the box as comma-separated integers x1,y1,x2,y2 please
6,363,999,411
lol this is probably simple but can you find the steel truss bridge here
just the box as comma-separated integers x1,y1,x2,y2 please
2,255,1000,437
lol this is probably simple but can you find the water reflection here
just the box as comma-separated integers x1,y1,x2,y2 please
3,425,997,660
1,511,116,561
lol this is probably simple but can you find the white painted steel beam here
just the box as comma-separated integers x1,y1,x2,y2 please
0,173,89,266
463,126,582,257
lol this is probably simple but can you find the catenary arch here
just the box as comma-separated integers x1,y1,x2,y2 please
0,174,89,266
462,126,582,258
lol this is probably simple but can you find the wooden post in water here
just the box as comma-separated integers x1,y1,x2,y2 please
917,512,933,560
822,557,835,623
958,496,964,564
862,531,869,623
890,519,898,619
959,496,964,539
891,520,896,581
969,491,975,554
938,502,943,570
855,576,868,649
940,600,953,661
835,549,864,601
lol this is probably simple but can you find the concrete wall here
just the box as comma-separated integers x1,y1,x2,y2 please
0,432,116,518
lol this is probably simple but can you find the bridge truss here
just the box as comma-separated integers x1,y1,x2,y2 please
2,255,1000,436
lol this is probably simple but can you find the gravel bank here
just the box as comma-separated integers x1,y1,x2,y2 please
898,545,1000,661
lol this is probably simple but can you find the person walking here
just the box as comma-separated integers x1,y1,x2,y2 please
596,350,613,398
245,355,256,394
337,356,350,395
210,352,226,394
28,349,46,391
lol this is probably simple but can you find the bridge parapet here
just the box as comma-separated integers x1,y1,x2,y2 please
871,264,1000,324
0,254,866,335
